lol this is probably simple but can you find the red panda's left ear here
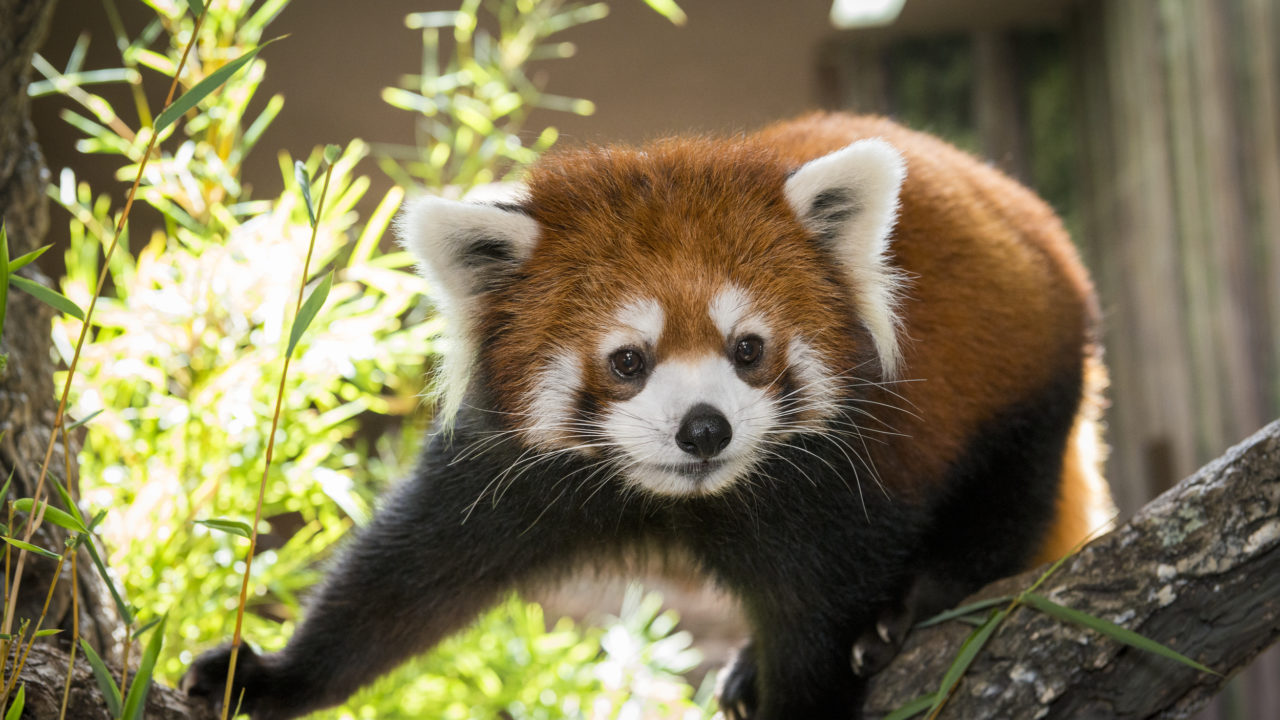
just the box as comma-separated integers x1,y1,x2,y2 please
785,138,907,378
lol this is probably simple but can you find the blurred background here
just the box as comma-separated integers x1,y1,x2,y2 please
27,0,1280,718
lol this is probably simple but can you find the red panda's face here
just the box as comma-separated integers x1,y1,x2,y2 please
401,138,906,497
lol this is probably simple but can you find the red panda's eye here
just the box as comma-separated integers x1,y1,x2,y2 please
610,348,646,378
734,336,764,366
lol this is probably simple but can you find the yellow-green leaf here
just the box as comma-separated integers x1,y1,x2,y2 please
294,160,316,227
9,243,51,272
80,638,122,717
287,271,332,357
9,275,84,320
195,518,252,539
883,693,938,720
642,0,687,25
5,684,24,720
154,38,281,132
1021,592,1219,675
120,614,167,720
3,537,62,560
13,498,87,533
929,609,1007,715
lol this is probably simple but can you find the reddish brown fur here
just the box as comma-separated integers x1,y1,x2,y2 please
478,113,1109,562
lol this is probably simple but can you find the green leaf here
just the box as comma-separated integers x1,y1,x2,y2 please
1,467,13,505
13,498,88,533
3,537,62,560
80,638,122,717
131,616,162,640
185,0,204,16
9,244,50,273
287,271,332,357
154,38,281,132
1,224,10,341
64,408,104,431
120,614,166,720
1021,592,1219,675
294,160,316,227
929,609,1007,715
883,692,938,720
642,0,687,25
9,275,85,320
84,534,133,625
34,628,62,637
195,518,253,539
5,684,24,720
916,596,1013,629
324,143,342,166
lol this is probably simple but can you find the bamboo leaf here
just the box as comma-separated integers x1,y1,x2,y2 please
2,537,62,560
13,498,88,533
154,38,282,132
287,271,332,357
131,616,162,640
917,596,1013,629
0,223,8,343
120,614,166,720
79,638,122,717
4,684,23,720
65,408,104,431
34,628,62,637
9,244,51,273
642,0,687,25
1,467,12,504
883,692,938,720
294,160,316,227
195,518,252,539
1022,592,1219,675
185,0,204,16
9,275,85,320
84,534,133,625
929,609,1007,715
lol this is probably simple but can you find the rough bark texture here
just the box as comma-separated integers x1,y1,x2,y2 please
15,644,216,720
866,419,1280,719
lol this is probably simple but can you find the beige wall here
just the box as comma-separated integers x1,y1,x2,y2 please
36,0,843,206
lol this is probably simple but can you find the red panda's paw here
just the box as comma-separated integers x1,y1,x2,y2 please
718,642,759,720
183,643,276,719
850,604,914,677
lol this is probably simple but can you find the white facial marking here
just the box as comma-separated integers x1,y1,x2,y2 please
787,337,839,423
523,351,582,448
604,355,775,496
599,298,664,358
709,284,771,342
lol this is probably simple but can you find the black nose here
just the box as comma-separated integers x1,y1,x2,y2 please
675,403,733,459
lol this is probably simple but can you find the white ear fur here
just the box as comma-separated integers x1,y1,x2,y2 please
785,138,907,378
397,195,540,424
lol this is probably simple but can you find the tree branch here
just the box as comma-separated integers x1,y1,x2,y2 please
866,419,1280,719
12,422,1280,718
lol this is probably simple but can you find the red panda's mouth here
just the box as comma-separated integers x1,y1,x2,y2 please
654,459,728,481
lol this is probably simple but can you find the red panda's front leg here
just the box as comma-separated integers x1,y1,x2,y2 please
183,426,614,720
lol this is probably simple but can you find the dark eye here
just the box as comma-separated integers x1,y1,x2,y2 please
610,348,646,378
734,336,764,366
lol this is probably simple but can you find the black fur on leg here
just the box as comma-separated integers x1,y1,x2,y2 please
718,641,760,720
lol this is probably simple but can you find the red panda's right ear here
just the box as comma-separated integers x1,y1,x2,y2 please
397,196,540,424
398,196,540,304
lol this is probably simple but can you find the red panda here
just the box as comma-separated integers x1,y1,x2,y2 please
185,113,1114,720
